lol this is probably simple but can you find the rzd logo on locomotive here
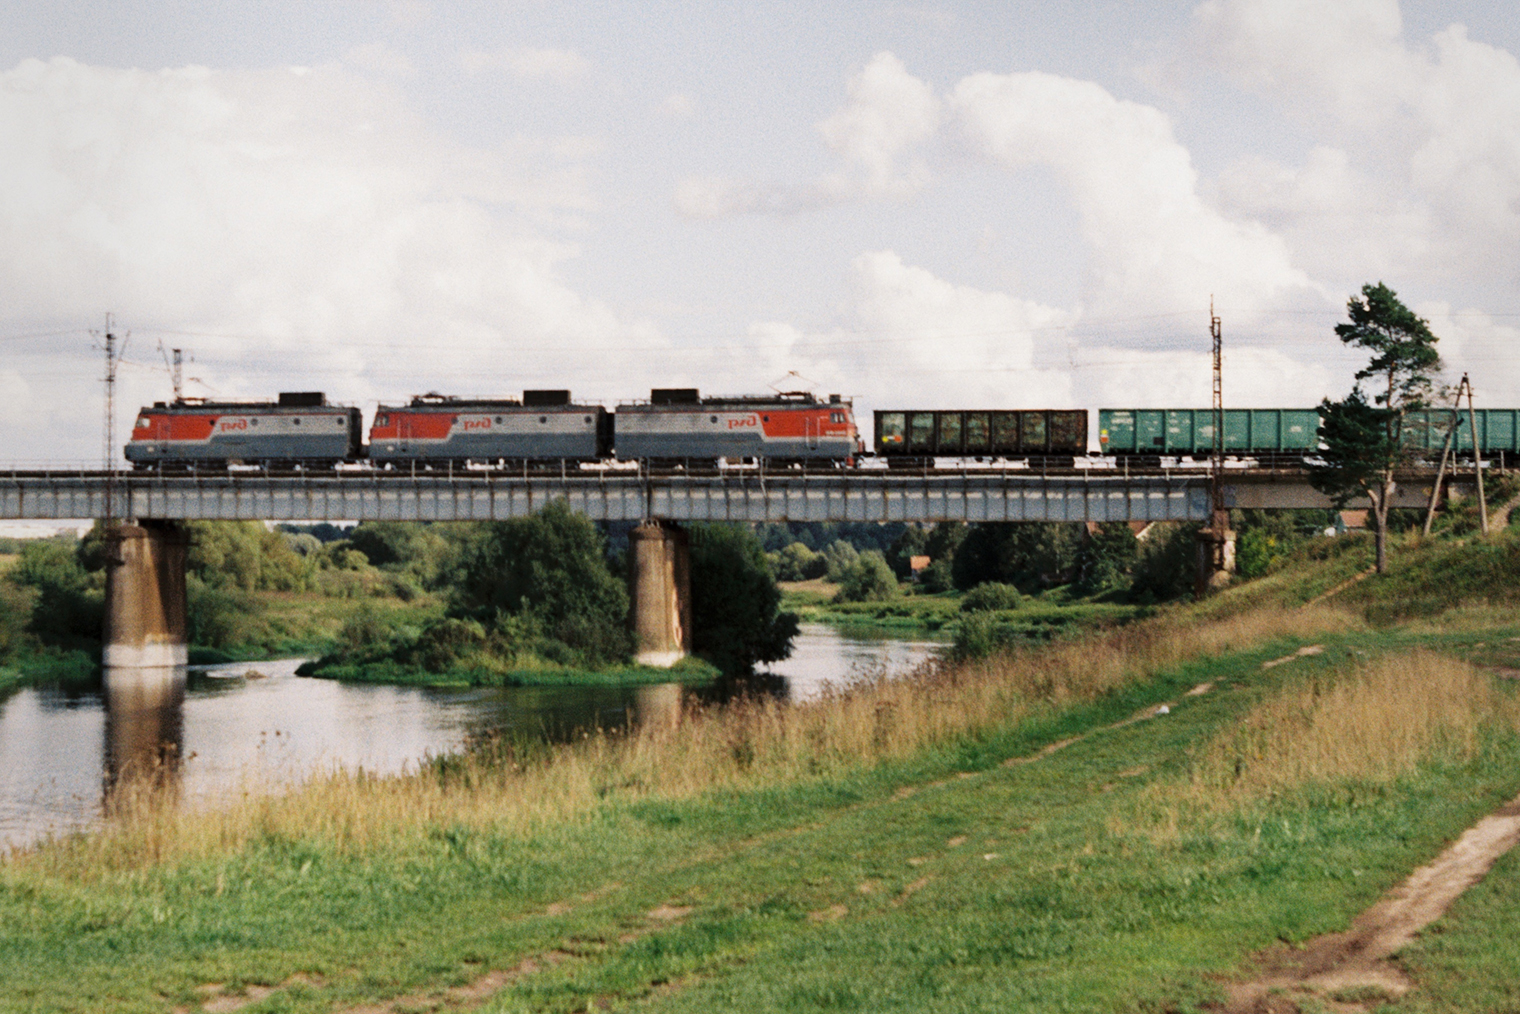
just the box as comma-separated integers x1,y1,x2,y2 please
727,415,759,430
219,418,248,432
461,417,492,431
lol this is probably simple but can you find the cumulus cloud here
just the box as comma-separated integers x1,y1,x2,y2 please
675,52,938,218
459,46,589,80
0,56,659,460
950,69,1316,317
738,251,1077,409
817,52,939,193
1197,0,1520,287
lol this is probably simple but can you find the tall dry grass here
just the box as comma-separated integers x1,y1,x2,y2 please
13,605,1354,879
1179,649,1520,807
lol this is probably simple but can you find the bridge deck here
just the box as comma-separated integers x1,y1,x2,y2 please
0,468,1448,522
0,470,1207,523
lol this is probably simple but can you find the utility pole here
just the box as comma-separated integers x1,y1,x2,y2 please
96,314,128,531
1210,298,1224,527
1422,385,1463,537
1464,373,1488,534
172,348,183,402
1197,299,1231,597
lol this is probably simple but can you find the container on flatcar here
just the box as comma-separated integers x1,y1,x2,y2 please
368,391,611,463
1098,409,1318,458
1399,408,1520,459
873,410,1087,458
614,390,858,461
125,392,362,468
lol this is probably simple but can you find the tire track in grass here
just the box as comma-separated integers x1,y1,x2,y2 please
1217,790,1520,1013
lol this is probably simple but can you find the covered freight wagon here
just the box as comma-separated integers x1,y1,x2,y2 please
369,391,611,464
1098,409,1318,460
873,410,1087,461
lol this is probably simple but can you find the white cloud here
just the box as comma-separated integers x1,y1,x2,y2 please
459,46,589,80
0,56,659,461
950,68,1316,318
817,51,939,194
1196,0,1520,286
1416,303,1520,404
674,51,938,218
658,92,696,119
1213,146,1433,282
749,251,1078,409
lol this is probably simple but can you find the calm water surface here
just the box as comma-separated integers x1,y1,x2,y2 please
0,624,942,848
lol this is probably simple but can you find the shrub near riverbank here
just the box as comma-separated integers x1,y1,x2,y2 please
299,509,797,686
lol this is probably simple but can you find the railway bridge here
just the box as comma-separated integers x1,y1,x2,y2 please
0,466,1461,672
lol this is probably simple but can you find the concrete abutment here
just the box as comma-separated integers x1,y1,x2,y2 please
103,520,189,669
628,521,692,668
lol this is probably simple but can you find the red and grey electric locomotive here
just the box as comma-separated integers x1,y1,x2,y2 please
125,392,362,469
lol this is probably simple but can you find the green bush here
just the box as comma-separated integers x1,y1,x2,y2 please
1129,523,1201,603
412,617,486,671
770,541,827,581
8,539,102,651
453,502,632,667
960,582,1023,612
187,576,263,650
834,551,900,603
690,523,799,674
919,558,954,593
820,540,860,582
951,612,1018,660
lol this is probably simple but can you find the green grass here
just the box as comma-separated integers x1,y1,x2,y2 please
785,585,1150,642
10,533,1520,1011
297,653,723,688
0,649,97,695
5,622,1520,1012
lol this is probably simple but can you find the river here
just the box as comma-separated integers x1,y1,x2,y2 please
0,624,943,849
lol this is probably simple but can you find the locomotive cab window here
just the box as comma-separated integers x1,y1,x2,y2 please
377,415,389,427
136,417,149,428
829,411,845,424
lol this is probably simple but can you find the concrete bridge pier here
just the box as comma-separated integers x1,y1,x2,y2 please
628,520,692,667
1195,521,1237,598
103,520,190,669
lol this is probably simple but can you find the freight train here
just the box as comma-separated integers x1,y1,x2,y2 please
124,389,1515,471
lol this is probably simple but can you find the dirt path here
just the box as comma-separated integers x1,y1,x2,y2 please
1218,790,1520,1013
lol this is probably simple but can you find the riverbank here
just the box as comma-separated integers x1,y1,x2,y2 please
295,653,722,688
8,536,1520,1011
780,579,1152,641
6,606,1520,1012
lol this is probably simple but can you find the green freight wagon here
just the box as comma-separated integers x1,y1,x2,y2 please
1097,409,1318,459
1401,408,1520,459
874,409,1088,461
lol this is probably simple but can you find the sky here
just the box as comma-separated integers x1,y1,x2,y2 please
2,0,1519,466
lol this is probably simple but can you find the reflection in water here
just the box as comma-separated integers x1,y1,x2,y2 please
633,682,683,734
0,624,942,848
102,666,186,811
